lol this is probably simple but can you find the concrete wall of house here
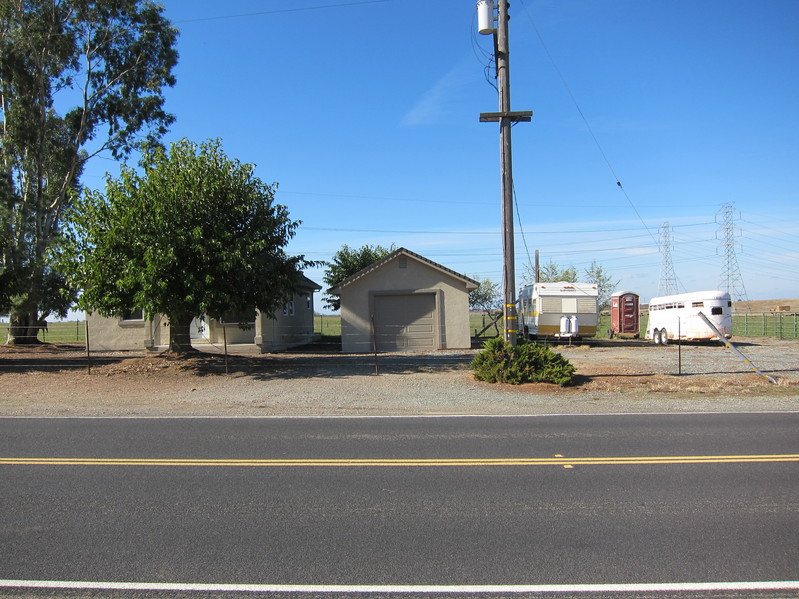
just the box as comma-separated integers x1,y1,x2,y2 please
339,255,472,353
84,288,318,352
85,312,166,351
255,291,316,352
207,319,256,345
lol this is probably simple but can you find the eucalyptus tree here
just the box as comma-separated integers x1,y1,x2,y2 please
0,0,178,342
62,138,312,354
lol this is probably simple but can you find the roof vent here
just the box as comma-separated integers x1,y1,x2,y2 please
399,256,408,268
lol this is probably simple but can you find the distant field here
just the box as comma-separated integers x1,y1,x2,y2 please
315,313,341,337
0,320,85,343
3,303,797,344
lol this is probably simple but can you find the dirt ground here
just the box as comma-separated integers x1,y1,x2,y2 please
1,337,798,416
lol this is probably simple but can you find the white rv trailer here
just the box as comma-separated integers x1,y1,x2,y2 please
518,282,599,339
646,290,732,344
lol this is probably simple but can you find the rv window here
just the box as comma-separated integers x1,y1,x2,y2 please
692,302,703,308
710,307,723,315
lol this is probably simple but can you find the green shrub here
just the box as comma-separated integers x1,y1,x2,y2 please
470,337,576,386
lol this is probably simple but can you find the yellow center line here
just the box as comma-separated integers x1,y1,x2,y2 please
1,455,798,467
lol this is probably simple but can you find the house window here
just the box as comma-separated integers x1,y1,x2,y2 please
121,308,143,321
283,300,295,316
220,309,256,325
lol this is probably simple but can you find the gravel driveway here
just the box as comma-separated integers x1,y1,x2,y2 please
1,338,797,417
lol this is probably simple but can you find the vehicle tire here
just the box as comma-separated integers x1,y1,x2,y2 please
653,329,661,344
660,329,669,345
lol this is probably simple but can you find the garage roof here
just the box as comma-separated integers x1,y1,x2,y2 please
330,247,479,292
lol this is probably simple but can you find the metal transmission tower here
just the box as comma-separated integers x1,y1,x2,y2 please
658,222,678,296
717,202,749,301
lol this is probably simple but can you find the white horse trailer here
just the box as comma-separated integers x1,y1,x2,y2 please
519,282,599,339
646,290,733,344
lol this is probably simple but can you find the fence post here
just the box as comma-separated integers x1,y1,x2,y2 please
85,319,91,375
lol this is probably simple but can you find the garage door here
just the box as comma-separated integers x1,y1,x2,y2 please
373,294,436,351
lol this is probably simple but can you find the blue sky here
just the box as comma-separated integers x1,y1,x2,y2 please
82,0,799,310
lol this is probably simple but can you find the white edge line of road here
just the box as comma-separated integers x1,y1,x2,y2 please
2,580,799,594
1,411,798,419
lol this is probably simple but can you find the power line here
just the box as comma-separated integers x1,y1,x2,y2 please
516,0,658,246
173,0,395,24
299,221,715,236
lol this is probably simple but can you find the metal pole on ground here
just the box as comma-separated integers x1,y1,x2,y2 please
370,315,379,375
697,311,777,384
84,319,91,375
223,325,229,375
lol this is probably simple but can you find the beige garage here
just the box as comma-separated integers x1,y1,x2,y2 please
331,248,478,353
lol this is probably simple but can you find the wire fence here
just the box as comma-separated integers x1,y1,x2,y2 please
0,321,85,344
2,312,797,347
733,312,799,340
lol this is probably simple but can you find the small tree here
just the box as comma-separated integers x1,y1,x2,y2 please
62,138,311,353
469,276,501,313
584,260,620,309
323,243,394,311
527,259,578,284
469,276,502,335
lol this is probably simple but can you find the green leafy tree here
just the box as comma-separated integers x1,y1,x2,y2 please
469,275,502,335
584,260,620,309
525,258,618,307
1,0,178,343
61,138,311,353
468,276,501,313
323,243,395,311
528,259,578,284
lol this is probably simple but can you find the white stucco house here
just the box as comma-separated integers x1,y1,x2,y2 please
85,274,321,352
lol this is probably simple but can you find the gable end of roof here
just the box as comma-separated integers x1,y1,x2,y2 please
329,248,479,293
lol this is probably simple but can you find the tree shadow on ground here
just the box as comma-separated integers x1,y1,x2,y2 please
179,352,476,380
0,344,129,373
0,343,477,379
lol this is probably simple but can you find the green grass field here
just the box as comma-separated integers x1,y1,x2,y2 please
0,320,86,343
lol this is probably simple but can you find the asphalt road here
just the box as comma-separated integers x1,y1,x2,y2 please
1,414,798,598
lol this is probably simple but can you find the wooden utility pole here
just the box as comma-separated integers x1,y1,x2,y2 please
479,0,531,346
